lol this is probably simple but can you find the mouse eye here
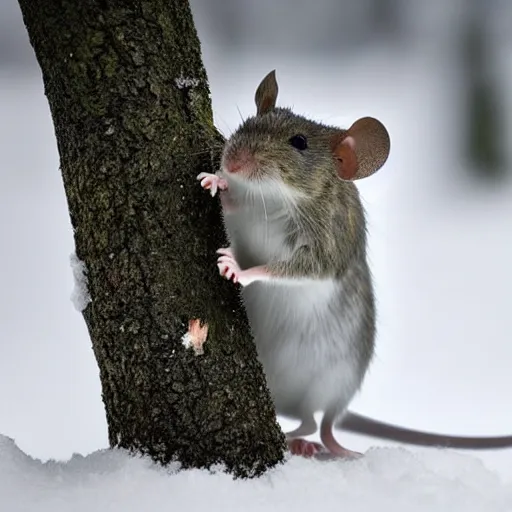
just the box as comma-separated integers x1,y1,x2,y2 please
289,134,308,151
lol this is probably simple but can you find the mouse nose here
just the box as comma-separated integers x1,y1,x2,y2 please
223,149,251,174
226,161,243,173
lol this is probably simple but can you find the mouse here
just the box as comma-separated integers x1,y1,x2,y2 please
197,70,512,458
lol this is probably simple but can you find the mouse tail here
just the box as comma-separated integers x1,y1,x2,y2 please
338,411,512,449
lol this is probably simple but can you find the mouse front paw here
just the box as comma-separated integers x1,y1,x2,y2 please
216,248,268,287
196,172,228,197
216,247,242,284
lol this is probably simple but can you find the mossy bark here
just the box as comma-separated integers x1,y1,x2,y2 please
17,0,285,477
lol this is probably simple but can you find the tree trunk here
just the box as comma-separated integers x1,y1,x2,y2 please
17,0,285,477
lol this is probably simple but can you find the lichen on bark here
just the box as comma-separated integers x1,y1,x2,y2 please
17,0,286,477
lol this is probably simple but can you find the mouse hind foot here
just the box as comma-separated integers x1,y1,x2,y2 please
287,438,325,457
320,411,362,460
287,437,361,460
285,415,361,459
286,416,324,457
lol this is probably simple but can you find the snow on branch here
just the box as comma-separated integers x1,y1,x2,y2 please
70,253,92,312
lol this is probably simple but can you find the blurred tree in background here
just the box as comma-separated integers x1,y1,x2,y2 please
461,0,506,180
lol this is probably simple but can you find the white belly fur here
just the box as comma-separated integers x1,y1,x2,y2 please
242,278,364,420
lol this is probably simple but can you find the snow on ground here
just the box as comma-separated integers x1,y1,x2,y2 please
1,434,511,512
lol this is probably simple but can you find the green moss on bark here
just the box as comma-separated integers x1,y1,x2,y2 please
18,0,285,477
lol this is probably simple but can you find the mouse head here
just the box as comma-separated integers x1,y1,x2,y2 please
222,70,390,190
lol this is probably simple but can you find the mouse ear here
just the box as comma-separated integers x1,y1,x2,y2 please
255,70,278,116
332,117,390,180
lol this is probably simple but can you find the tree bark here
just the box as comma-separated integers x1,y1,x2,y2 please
17,0,285,477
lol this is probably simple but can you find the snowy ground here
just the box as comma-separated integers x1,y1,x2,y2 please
2,5,512,510
1,435,512,512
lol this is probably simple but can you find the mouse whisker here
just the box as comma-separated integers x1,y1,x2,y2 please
259,183,269,224
258,182,270,251
236,105,245,124
185,146,224,158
